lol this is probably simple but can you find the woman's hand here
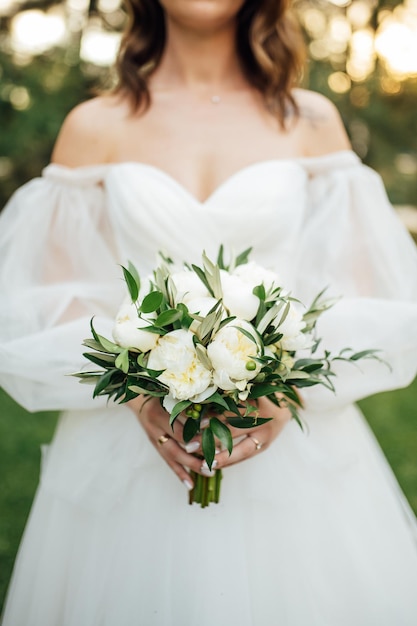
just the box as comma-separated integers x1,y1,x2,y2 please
214,396,292,470
128,395,205,490
129,395,292,489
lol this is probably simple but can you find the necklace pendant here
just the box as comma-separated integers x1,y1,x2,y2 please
211,95,221,105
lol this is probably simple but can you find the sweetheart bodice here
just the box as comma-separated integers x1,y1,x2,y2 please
102,160,309,282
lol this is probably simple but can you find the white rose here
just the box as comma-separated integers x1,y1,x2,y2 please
220,271,259,321
147,329,213,402
170,270,210,305
277,304,310,351
112,301,159,352
207,320,261,392
233,261,281,293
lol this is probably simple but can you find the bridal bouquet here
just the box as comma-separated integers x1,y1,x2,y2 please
75,248,377,507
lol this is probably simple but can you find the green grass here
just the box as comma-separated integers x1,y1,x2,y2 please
0,382,416,612
358,379,417,513
0,389,58,613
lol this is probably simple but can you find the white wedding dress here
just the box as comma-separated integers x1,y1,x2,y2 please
1,150,417,626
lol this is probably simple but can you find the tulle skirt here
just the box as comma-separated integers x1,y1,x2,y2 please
2,404,417,626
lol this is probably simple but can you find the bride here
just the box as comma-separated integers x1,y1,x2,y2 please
1,0,417,624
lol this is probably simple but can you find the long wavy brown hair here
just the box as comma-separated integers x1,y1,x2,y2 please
113,0,305,127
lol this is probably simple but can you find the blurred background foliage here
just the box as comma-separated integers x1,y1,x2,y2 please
0,0,417,212
1,0,417,612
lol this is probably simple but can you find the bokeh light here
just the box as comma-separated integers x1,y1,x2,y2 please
1,0,417,83
80,23,121,66
10,8,67,56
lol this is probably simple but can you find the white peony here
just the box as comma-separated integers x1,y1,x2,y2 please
233,261,281,294
207,320,261,392
220,271,259,321
277,304,310,351
170,270,210,305
185,296,220,317
147,329,213,403
112,300,159,352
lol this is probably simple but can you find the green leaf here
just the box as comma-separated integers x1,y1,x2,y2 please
216,244,226,270
121,265,139,302
198,305,222,342
83,338,108,352
256,301,285,335
288,403,304,430
155,309,182,327
233,324,259,345
169,400,192,426
141,291,164,313
202,427,216,469
204,391,230,411
191,264,214,297
277,300,291,327
127,385,149,395
138,325,164,335
210,417,233,455
202,252,223,299
72,370,102,378
128,261,141,295
282,387,303,406
217,315,236,331
115,349,129,374
96,334,124,354
349,349,380,361
235,247,252,267
128,373,168,391
226,417,272,428
83,352,116,368
78,376,102,385
153,266,170,300
195,343,213,370
252,284,266,301
90,318,100,342
263,332,283,346
248,383,279,398
127,385,166,397
183,418,200,443
93,369,119,397
284,371,311,379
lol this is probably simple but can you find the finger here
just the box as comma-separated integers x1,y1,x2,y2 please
169,417,185,443
142,401,185,444
161,460,194,491
165,457,194,491
216,435,263,469
155,435,203,474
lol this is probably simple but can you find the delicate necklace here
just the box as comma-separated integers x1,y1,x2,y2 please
210,95,221,105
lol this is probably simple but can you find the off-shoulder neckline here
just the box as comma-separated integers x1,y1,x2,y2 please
45,149,360,173
42,149,361,198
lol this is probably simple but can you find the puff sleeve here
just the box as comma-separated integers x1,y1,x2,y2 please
0,165,124,411
296,152,417,410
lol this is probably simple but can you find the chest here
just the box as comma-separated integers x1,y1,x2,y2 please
110,94,304,203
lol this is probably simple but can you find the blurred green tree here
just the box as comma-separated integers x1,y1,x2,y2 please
1,0,417,208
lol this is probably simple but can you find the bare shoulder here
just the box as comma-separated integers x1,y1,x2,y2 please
51,95,128,168
292,88,351,157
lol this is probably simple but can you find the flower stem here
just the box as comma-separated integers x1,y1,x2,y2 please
188,470,223,507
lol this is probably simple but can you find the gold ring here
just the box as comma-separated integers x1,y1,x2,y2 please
157,434,170,446
249,436,263,451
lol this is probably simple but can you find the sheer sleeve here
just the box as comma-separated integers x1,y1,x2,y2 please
296,152,417,411
0,165,124,411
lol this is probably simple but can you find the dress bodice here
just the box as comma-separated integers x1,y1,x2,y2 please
103,160,309,283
